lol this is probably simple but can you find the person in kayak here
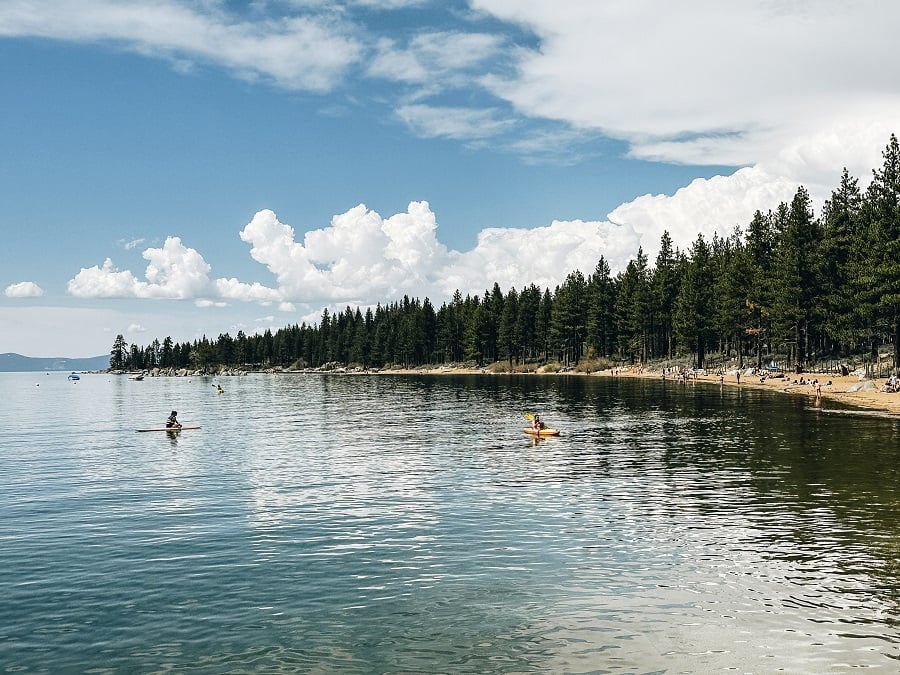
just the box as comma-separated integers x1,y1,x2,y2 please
532,415,546,431
166,410,182,429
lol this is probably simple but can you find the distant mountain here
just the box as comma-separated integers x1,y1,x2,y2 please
0,353,110,372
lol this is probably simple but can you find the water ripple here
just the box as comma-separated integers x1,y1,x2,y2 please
1,372,899,671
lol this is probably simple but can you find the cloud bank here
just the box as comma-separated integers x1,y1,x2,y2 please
474,1,899,174
66,171,798,315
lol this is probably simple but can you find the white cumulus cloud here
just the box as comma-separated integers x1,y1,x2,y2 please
609,167,802,262
440,218,641,297
5,281,44,298
67,192,773,319
68,237,215,299
238,202,453,303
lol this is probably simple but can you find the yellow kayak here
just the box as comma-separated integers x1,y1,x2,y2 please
523,427,560,437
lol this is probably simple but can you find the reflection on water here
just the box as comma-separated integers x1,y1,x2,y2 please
1,371,899,672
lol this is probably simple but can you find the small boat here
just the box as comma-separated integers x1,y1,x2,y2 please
523,427,560,437
67,373,80,381
128,373,144,380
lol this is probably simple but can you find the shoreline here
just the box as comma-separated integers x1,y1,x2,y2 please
99,363,900,416
370,364,900,416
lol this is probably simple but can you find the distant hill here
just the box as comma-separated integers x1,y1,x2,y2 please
0,353,110,372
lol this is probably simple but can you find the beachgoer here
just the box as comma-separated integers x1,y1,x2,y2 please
166,410,182,429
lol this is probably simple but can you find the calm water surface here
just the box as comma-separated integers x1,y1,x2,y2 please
1,371,899,673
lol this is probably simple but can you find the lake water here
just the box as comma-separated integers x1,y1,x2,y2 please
2,371,899,673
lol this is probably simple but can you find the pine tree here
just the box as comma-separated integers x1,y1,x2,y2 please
858,134,900,369
770,187,821,369
586,257,616,359
674,235,714,368
517,284,541,362
498,287,520,366
110,334,128,370
744,209,776,367
820,168,862,352
714,228,754,367
651,233,679,360
614,249,650,363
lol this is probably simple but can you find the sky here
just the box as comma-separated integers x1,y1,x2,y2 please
2,0,898,358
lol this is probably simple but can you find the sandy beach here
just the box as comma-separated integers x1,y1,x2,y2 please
606,367,900,416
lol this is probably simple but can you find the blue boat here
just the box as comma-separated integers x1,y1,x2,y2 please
67,373,80,381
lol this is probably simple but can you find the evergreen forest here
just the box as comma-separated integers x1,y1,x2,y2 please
109,135,900,375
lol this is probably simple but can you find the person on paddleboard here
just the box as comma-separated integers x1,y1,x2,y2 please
166,410,182,429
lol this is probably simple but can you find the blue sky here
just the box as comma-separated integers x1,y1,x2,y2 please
2,1,897,357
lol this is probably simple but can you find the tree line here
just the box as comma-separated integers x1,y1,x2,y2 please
110,135,900,374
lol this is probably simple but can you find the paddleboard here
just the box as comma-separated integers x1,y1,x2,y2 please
523,427,560,436
136,426,201,432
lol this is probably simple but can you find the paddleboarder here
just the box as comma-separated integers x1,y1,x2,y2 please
166,410,182,429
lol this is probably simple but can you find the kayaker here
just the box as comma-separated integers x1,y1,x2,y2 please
532,415,546,431
166,410,182,429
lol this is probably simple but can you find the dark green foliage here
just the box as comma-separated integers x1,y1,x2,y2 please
614,249,651,363
651,234,679,359
674,235,714,368
114,136,900,374
770,186,822,367
857,134,900,366
586,257,616,359
550,271,588,366
820,169,862,350
109,334,128,370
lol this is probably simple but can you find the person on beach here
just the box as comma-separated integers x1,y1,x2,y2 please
166,410,182,429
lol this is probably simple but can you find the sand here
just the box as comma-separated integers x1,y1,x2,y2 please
602,367,900,415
